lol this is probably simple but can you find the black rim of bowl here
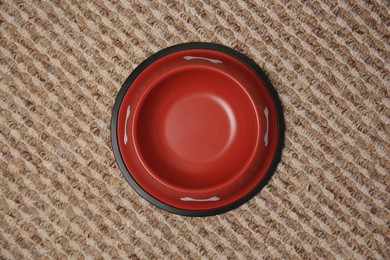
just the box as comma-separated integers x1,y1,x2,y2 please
111,42,285,217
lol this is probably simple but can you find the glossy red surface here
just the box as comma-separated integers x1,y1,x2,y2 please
117,49,279,210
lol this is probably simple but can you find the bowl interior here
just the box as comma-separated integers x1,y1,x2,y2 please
135,67,259,190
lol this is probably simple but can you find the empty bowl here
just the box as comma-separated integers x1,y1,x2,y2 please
111,42,284,216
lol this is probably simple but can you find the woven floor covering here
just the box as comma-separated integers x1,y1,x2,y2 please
1,0,389,259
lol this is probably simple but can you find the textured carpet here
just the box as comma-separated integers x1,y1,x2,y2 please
1,0,389,259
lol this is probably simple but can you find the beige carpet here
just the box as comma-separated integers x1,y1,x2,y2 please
1,0,389,258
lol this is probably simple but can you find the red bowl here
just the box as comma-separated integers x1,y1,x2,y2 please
111,43,284,216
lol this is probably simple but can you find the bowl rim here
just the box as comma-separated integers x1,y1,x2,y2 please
111,42,285,217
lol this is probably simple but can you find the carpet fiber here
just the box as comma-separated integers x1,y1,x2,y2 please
1,0,389,258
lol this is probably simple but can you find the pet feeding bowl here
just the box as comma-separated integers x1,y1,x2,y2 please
111,43,284,216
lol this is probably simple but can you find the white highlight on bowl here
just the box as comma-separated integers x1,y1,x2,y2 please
124,105,131,145
180,196,220,202
209,95,237,149
184,56,222,64
264,107,269,146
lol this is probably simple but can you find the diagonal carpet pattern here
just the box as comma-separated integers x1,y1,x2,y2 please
1,0,389,258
